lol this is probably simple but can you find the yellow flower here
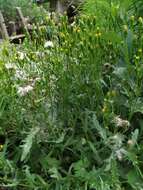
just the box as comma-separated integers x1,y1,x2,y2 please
60,33,65,38
102,105,108,113
111,90,116,97
95,33,98,37
138,48,142,53
73,28,76,32
98,32,102,37
123,25,128,32
107,90,116,97
95,32,102,38
108,41,112,45
0,144,3,151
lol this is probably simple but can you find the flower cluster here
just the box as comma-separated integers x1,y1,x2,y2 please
113,116,130,128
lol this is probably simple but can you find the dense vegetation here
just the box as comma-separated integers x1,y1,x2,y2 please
0,0,143,189
0,0,48,23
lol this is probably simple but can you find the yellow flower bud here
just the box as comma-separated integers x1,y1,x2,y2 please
130,15,135,21
138,17,143,24
0,144,3,151
102,105,108,113
107,91,111,97
96,27,100,31
134,55,140,60
108,41,112,45
111,90,116,97
123,25,128,32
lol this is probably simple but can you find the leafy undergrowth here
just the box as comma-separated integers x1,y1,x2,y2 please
0,11,143,190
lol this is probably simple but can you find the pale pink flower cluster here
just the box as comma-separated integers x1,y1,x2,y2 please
15,69,27,80
17,77,40,97
17,85,34,96
5,63,27,80
115,148,126,161
113,116,130,127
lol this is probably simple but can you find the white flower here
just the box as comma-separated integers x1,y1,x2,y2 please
17,51,26,60
5,63,16,70
15,69,27,80
17,85,34,96
115,148,126,161
44,41,54,48
113,116,130,128
110,133,124,148
35,51,45,57
71,21,76,27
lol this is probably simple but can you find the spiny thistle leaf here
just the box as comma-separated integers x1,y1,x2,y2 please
21,127,40,162
92,114,107,141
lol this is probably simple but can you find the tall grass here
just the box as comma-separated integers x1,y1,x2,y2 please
0,1,143,189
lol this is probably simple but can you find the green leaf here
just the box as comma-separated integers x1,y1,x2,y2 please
73,158,89,179
21,127,40,162
127,169,143,188
113,67,127,79
131,129,139,145
48,167,61,180
92,114,107,141
55,133,65,144
130,98,143,116
104,31,122,44
88,141,102,165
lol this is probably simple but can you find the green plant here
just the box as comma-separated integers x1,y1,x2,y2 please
0,2,143,189
0,0,47,23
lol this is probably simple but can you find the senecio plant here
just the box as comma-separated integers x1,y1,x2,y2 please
0,1,143,190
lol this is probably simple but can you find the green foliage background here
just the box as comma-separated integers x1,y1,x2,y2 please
0,0,47,23
0,0,143,189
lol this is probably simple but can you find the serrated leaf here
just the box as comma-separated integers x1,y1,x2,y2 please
21,127,40,162
48,167,61,180
55,133,65,143
92,114,107,140
113,67,126,78
130,98,143,116
131,129,139,144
